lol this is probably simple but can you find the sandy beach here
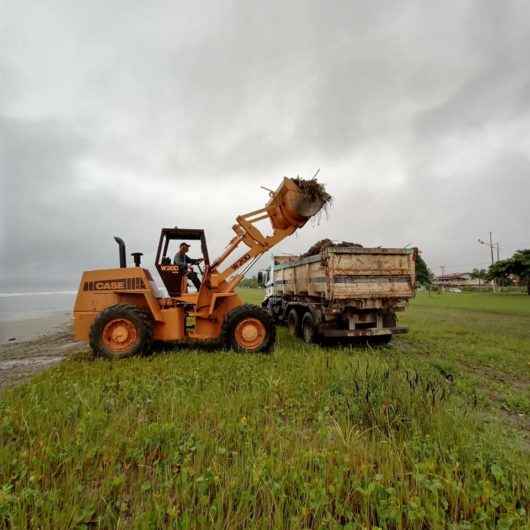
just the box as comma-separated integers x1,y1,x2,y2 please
0,314,85,390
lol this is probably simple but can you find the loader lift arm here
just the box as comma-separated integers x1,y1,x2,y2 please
210,210,296,287
208,177,324,290
190,176,330,334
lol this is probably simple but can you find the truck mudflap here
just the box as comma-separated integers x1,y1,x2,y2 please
320,325,408,338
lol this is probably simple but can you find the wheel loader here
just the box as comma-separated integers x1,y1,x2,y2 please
73,177,330,358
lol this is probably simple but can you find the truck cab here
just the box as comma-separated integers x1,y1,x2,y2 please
260,263,277,300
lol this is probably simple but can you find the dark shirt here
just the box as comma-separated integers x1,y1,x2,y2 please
173,252,200,267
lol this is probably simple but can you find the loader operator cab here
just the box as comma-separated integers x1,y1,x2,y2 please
155,228,210,297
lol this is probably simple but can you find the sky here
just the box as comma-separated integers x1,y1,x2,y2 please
1,0,530,290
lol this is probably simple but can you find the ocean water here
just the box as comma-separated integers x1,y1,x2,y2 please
0,291,77,321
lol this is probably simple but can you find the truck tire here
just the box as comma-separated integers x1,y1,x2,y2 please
265,299,283,324
287,308,301,337
301,311,318,344
221,304,276,353
89,304,153,359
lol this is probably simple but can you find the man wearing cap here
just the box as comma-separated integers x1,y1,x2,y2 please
173,242,203,291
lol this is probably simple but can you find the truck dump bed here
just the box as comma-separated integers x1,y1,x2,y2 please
273,247,416,302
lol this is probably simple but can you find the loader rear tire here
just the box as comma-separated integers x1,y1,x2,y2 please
221,304,275,353
89,304,153,359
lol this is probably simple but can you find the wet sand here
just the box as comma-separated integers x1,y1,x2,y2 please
0,315,85,390
0,312,72,344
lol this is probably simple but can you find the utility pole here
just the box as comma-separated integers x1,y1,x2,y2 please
478,232,500,266
478,233,500,293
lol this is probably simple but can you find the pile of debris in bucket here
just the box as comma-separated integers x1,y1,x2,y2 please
293,177,332,206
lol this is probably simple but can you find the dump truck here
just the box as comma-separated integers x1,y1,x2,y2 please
73,177,330,358
260,244,417,344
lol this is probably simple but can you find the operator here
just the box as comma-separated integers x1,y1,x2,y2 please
173,242,203,291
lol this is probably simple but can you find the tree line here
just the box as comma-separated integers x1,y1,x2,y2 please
487,249,530,294
416,249,530,295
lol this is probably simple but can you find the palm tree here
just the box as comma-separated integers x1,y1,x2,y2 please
470,268,488,288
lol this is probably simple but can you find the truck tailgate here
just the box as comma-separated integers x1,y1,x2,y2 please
328,248,416,299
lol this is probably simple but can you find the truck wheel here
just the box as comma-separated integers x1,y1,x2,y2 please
89,304,153,359
271,303,283,324
265,299,282,324
301,312,318,344
287,308,301,337
222,304,276,353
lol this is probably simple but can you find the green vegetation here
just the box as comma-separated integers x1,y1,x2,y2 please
399,291,530,426
239,276,260,289
0,290,529,529
411,291,530,316
488,249,530,294
470,268,488,287
414,253,434,288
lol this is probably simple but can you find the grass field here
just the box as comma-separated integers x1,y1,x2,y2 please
0,290,529,529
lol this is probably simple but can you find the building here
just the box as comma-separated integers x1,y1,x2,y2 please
435,272,484,289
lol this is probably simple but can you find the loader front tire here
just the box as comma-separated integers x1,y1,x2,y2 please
89,304,153,359
222,304,275,353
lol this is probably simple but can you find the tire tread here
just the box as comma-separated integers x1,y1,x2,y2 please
221,304,276,353
89,304,153,359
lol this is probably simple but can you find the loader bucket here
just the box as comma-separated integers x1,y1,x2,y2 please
266,177,331,230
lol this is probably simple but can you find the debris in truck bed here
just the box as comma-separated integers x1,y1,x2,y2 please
301,239,363,257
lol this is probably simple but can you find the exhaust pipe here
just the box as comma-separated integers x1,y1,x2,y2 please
131,252,143,267
114,236,127,268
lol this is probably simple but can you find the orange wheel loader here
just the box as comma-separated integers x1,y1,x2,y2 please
73,178,330,358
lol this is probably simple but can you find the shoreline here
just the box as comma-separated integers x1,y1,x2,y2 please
0,315,85,390
0,311,72,345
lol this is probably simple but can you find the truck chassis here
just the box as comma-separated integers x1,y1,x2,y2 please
264,295,408,344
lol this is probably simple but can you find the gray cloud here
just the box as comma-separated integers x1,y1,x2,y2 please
1,0,529,290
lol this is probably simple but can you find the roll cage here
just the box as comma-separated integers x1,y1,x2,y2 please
155,227,210,296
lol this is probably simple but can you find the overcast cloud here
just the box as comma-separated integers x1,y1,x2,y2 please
1,0,529,290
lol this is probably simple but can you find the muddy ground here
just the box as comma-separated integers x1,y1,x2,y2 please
0,323,85,390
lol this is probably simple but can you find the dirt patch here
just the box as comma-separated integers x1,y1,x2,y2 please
0,356,64,370
457,357,530,392
0,323,85,390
